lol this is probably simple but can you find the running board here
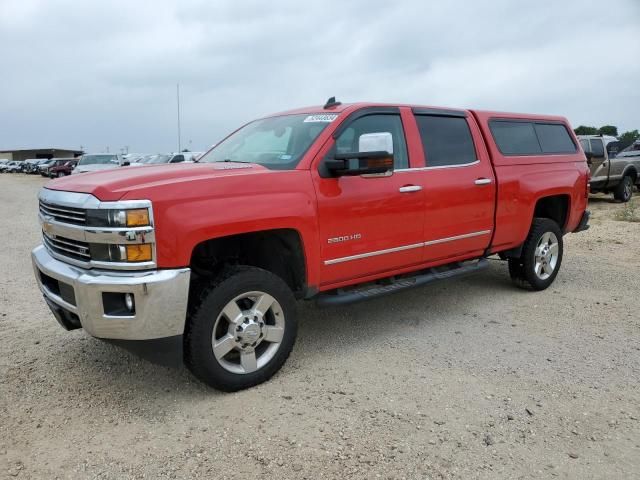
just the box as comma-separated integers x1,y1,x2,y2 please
316,258,489,307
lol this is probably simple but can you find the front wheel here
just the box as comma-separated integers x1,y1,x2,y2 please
508,218,563,291
184,266,297,391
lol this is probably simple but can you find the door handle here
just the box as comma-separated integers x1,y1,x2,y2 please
474,178,492,186
399,185,422,193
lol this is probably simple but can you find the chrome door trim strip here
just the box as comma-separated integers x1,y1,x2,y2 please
395,160,480,172
324,230,492,265
422,230,492,246
324,243,424,265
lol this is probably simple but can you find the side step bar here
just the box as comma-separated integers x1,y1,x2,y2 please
316,258,489,307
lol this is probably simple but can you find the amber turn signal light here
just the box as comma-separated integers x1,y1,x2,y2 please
366,157,393,169
125,244,152,262
126,209,150,227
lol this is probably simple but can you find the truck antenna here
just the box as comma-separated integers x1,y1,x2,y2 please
324,96,341,109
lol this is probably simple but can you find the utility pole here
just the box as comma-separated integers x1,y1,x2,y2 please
177,83,182,153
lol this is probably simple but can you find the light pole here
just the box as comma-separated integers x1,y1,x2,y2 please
177,83,182,153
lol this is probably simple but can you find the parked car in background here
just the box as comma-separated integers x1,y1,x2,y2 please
39,159,61,177
20,159,42,173
123,153,150,164
579,135,640,202
29,159,51,174
0,159,10,172
48,159,77,178
5,161,23,173
133,153,190,165
72,153,124,174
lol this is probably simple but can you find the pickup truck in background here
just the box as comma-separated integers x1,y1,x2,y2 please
578,134,639,202
48,159,78,178
72,153,126,174
32,99,590,391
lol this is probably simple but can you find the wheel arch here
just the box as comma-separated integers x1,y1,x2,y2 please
189,228,308,299
622,165,638,183
532,194,571,232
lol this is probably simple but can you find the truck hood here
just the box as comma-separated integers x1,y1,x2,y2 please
47,162,266,201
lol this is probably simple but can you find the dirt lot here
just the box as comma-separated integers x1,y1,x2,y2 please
1,174,639,479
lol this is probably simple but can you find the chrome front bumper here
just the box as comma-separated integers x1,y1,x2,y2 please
32,245,191,340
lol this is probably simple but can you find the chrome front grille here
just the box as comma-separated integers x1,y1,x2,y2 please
43,232,91,262
38,189,155,270
39,201,86,226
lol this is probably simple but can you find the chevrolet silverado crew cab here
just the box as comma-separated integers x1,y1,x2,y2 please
32,99,590,391
578,134,639,202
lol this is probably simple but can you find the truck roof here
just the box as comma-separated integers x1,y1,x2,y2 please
269,102,569,124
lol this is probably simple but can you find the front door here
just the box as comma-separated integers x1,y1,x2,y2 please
312,110,425,287
581,138,608,187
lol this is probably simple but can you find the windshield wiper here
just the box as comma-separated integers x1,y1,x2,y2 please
218,159,251,163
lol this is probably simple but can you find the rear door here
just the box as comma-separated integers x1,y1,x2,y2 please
412,111,495,262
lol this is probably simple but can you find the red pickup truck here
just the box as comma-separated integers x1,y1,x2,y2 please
32,99,590,391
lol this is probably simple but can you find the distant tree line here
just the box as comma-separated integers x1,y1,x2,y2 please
574,125,640,150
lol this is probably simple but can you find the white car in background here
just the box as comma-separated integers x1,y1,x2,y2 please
72,154,126,174
131,152,204,165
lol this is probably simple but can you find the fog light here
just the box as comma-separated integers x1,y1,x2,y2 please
124,293,135,312
102,292,136,316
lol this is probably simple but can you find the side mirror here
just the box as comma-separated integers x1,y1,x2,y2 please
325,132,394,177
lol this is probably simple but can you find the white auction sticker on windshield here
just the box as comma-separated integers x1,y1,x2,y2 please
303,114,338,123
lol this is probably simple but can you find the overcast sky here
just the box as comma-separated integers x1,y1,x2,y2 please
1,0,638,153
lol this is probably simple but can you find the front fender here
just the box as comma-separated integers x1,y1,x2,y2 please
126,170,322,289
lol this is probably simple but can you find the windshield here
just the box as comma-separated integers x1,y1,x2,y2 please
199,113,336,170
143,154,171,164
78,154,118,166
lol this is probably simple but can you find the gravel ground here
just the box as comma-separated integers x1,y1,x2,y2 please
1,174,639,480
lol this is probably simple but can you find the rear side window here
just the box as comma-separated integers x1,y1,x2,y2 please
534,124,576,153
490,120,576,155
590,139,604,157
490,121,540,155
415,115,476,167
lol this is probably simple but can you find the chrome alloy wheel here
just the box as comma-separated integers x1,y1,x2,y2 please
623,177,632,201
211,291,285,374
534,231,559,280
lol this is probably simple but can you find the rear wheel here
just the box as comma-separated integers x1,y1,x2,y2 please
613,175,633,202
508,218,563,291
184,266,297,391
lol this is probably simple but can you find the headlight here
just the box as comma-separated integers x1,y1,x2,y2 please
86,208,151,228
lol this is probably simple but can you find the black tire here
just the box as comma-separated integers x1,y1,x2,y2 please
509,218,563,291
184,266,297,392
613,175,633,202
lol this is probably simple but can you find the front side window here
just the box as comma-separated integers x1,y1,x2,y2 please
416,115,477,167
334,114,408,169
580,139,590,153
199,114,333,170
